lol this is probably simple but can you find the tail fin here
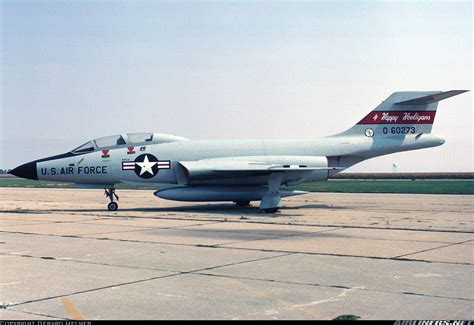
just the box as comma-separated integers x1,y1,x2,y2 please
338,90,468,137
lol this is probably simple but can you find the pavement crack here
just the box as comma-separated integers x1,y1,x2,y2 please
5,253,294,310
394,239,473,259
1,230,471,266
191,273,474,302
186,252,294,274
9,273,180,308
4,307,69,320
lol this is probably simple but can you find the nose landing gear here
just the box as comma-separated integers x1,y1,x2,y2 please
105,188,119,211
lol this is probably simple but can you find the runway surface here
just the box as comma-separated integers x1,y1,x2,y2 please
0,188,472,320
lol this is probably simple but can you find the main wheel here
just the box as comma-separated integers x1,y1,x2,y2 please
107,202,118,211
235,200,251,207
262,208,279,213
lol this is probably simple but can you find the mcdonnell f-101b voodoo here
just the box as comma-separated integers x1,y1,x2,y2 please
10,90,469,212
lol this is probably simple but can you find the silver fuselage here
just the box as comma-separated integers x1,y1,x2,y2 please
35,133,444,187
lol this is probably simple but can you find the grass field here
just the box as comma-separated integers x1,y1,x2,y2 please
0,178,472,195
290,180,473,195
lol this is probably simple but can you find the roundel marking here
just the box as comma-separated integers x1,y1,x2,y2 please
122,154,171,179
365,128,374,137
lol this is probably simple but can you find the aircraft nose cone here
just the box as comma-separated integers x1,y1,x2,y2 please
10,161,38,180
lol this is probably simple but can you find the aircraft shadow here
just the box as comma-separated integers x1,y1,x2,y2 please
111,204,301,217
283,204,348,210
0,203,346,217
151,227,348,240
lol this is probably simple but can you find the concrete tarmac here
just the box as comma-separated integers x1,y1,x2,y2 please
0,188,472,320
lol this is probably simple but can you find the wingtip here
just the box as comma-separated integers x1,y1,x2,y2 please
449,89,470,94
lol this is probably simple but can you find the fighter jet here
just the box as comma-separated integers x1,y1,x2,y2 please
10,90,468,212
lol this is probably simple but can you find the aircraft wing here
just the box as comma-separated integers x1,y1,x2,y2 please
176,156,344,183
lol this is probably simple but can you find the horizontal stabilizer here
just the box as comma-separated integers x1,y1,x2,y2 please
394,90,469,105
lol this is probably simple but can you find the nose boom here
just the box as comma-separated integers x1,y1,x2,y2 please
10,161,38,180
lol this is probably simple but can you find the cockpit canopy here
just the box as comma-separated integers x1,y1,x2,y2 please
71,133,188,154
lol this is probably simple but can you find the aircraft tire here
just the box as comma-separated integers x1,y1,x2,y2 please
235,201,251,207
262,208,279,213
108,202,118,211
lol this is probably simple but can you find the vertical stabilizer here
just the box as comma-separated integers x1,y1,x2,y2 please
337,90,468,137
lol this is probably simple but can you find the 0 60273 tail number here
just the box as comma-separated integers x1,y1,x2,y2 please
382,126,416,135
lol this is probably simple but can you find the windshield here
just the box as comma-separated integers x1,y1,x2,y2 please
71,141,95,154
94,135,126,148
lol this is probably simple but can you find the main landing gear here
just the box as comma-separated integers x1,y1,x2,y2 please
105,188,119,211
234,200,251,207
262,207,279,213
259,173,284,213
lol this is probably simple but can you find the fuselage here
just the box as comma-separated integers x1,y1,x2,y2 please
26,133,444,187
9,89,466,212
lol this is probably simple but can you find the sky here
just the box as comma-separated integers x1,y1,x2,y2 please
1,0,472,172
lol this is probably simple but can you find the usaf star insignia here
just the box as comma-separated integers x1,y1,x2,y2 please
122,154,170,179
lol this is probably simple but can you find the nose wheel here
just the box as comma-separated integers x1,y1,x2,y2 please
105,188,119,211
108,201,118,211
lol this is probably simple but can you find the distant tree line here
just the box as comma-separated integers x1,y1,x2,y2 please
0,169,11,174
331,172,474,180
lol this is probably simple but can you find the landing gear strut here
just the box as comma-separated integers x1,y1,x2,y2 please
259,173,284,213
104,188,119,211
